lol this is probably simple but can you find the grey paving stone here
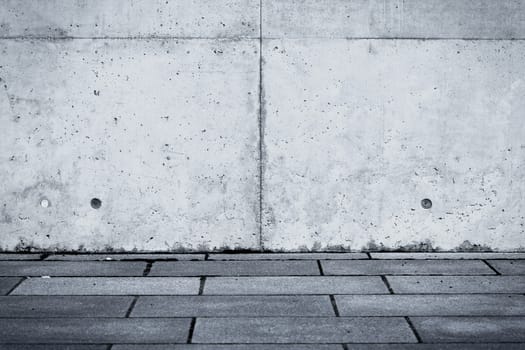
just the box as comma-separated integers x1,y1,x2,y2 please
204,276,389,295
11,277,199,295
387,276,525,294
112,345,343,350
488,260,525,275
208,253,368,260
370,253,525,260
0,318,190,343
0,261,146,276
411,317,525,342
0,296,133,317
0,254,42,260
344,344,525,349
322,260,494,275
336,294,525,316
192,317,416,343
0,346,107,350
45,254,205,261
131,295,334,317
149,261,320,276
0,277,21,295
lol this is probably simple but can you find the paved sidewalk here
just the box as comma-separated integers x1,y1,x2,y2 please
0,252,524,349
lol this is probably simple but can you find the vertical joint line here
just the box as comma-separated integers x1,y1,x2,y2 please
142,261,153,276
330,295,340,317
187,318,197,344
257,0,264,251
405,316,423,343
381,276,394,294
317,260,324,275
366,252,372,259
482,259,501,275
125,296,138,318
199,277,206,295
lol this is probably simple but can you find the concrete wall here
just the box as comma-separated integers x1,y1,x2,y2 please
1,0,524,252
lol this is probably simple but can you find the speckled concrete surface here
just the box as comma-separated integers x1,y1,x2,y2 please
1,1,525,251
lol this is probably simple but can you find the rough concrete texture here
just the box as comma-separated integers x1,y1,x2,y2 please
0,38,259,251
1,1,525,252
0,0,259,38
262,39,525,251
263,0,525,39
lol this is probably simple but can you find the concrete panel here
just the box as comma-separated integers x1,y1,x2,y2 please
0,0,259,38
263,0,525,39
0,39,259,251
262,39,525,251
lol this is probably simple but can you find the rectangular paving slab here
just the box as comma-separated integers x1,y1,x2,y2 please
112,345,344,350
0,346,108,350
131,295,334,317
0,261,146,276
45,254,206,261
207,253,368,260
204,276,389,295
0,318,190,343
344,344,525,350
487,260,525,275
192,317,416,343
0,296,133,317
0,254,42,260
370,253,525,260
387,276,525,294
411,317,525,342
149,261,320,276
0,277,21,295
11,277,200,295
335,294,525,316
322,260,494,275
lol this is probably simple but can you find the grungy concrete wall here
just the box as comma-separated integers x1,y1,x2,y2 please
1,0,525,252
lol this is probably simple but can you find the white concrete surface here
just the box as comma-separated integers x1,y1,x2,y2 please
0,0,259,38
0,1,524,251
0,39,260,251
262,39,525,251
263,0,525,39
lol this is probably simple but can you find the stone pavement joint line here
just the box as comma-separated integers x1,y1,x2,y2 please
0,253,524,347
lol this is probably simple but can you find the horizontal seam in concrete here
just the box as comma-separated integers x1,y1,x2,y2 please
0,36,260,40
261,37,525,41
2,36,525,41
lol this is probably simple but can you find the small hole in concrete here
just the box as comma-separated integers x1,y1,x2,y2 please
421,198,432,209
90,198,102,209
40,199,50,208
